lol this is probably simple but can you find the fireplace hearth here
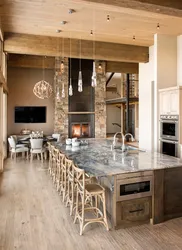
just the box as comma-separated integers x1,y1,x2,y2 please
71,123,90,138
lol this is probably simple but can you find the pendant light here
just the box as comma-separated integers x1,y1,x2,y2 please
78,37,83,92
91,62,97,87
60,37,65,74
91,9,97,88
33,56,52,99
69,34,73,96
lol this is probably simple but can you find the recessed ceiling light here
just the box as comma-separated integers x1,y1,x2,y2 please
107,15,110,22
56,29,61,33
61,21,67,25
68,9,75,14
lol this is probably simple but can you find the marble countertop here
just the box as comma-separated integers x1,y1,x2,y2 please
53,139,182,177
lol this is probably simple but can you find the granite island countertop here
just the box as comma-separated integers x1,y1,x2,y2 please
53,139,182,177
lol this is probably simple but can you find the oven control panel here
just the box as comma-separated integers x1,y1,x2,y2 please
160,115,179,120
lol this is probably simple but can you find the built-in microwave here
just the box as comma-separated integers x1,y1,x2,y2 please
160,115,178,141
116,176,153,202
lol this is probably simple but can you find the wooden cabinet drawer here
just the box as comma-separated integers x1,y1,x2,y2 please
116,197,152,224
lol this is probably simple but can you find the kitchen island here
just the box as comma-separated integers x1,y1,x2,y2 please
53,139,182,229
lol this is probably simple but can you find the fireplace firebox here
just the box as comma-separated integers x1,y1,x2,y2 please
71,123,90,138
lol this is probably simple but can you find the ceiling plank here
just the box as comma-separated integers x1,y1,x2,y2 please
4,33,149,63
79,0,182,17
106,61,138,73
8,54,55,69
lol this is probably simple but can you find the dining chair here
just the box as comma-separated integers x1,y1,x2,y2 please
30,138,46,161
8,137,29,160
73,165,109,235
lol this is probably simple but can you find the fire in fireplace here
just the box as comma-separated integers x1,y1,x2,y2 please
71,123,90,138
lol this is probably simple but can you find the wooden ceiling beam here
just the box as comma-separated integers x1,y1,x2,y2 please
80,0,182,17
4,33,149,63
8,54,55,69
106,61,138,73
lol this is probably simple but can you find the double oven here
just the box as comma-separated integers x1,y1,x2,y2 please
160,115,179,157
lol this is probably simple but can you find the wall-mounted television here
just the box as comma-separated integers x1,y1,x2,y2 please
15,106,46,123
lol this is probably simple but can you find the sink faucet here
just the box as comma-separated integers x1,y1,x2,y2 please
122,133,135,152
112,132,124,149
112,132,135,152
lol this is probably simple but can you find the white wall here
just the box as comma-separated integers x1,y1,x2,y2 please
139,34,177,152
177,35,182,86
153,34,177,151
139,46,154,151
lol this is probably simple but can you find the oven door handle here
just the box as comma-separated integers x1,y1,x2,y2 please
159,139,178,144
159,120,178,123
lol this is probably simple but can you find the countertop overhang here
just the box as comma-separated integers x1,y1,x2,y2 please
53,139,182,177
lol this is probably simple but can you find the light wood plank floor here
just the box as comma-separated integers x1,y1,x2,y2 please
1,158,182,250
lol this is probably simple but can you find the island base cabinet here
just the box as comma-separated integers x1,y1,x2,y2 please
114,197,152,229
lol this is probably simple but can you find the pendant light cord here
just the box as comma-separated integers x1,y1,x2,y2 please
93,9,95,61
80,37,81,71
42,56,45,81
70,33,71,78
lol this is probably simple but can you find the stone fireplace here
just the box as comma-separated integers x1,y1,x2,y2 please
54,58,106,138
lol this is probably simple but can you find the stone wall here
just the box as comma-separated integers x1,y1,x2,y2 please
95,61,106,138
54,57,69,136
53,58,106,138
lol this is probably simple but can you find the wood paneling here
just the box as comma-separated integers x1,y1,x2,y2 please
8,54,55,69
106,61,138,73
152,169,164,225
2,0,182,47
80,0,182,17
4,33,149,63
164,168,182,219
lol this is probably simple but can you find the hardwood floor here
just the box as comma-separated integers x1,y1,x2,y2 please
1,158,182,250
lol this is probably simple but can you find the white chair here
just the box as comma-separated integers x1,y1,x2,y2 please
30,138,47,161
52,133,60,142
8,137,29,160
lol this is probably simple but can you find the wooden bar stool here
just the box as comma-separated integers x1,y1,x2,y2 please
73,165,109,235
59,157,71,202
51,147,59,184
65,159,74,215
66,163,95,216
56,152,65,192
48,144,54,176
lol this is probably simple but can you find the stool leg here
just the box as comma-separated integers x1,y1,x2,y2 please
80,194,85,236
102,192,109,231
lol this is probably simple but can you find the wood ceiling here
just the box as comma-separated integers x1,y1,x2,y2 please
1,0,182,46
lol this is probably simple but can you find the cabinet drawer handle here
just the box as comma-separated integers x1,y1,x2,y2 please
129,208,144,213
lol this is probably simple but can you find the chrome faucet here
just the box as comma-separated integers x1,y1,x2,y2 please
112,132,135,152
112,132,124,149
122,133,135,152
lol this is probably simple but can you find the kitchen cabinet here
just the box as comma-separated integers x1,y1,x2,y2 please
159,87,179,115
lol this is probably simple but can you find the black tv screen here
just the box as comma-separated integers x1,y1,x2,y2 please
15,106,46,123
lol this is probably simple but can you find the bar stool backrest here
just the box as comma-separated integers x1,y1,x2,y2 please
73,165,85,196
57,152,65,165
66,158,74,181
